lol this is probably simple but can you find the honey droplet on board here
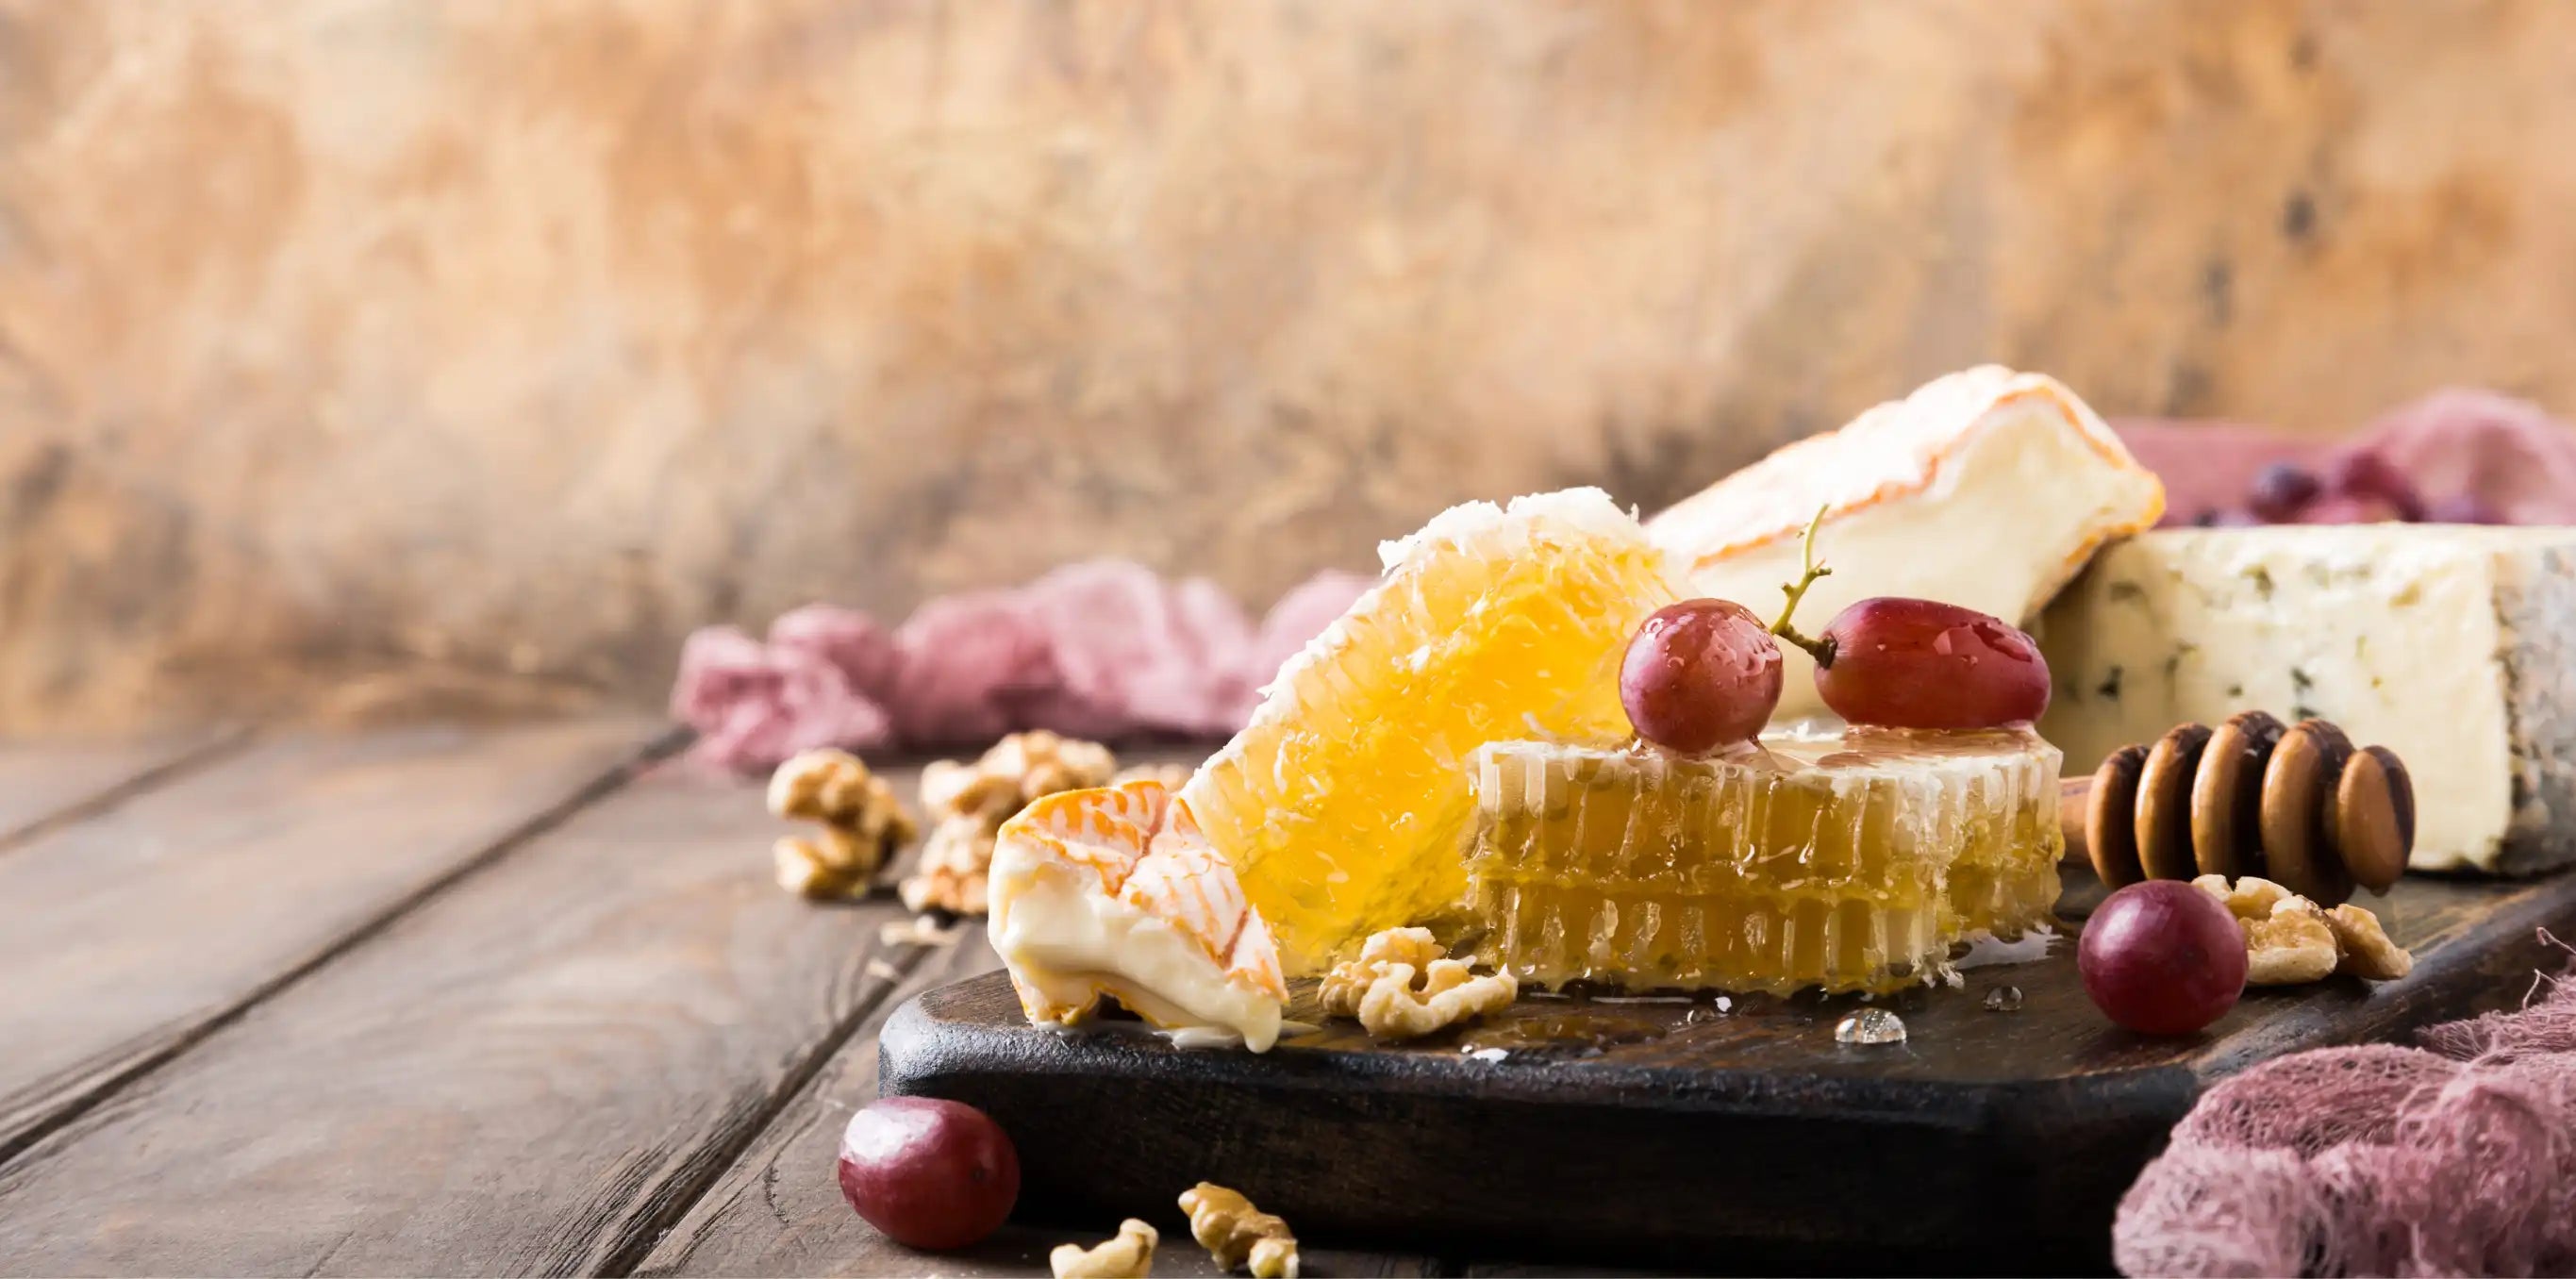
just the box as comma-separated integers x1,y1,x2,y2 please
1835,1008,1907,1045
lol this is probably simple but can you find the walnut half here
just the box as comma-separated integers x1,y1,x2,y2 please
1180,1182,1298,1279
2192,874,2412,986
1321,927,1517,1039
2325,903,2414,980
1051,1219,1156,1279
768,749,916,900
902,731,1120,915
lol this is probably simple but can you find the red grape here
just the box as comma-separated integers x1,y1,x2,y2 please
2322,450,2426,521
1620,599,1784,754
2245,462,2320,522
1806,598,2050,730
2078,882,2248,1035
838,1097,1020,1251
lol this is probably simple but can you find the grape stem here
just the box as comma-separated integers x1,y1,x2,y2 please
1768,505,1837,669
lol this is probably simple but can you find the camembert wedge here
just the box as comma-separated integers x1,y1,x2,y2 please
1648,366,2165,722
988,779,1288,1051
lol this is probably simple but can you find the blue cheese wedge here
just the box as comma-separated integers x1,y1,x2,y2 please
2036,526,2576,874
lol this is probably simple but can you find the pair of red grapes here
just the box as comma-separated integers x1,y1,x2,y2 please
1620,538,2051,752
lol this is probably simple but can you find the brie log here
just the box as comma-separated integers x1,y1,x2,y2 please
2036,526,2576,874
1649,366,2165,721
988,778,1288,1051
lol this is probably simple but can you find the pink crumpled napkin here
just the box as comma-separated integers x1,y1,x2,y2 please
2114,937,2576,1278
2118,387,2576,526
671,563,1374,772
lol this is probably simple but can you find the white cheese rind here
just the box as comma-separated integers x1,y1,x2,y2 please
1651,368,2163,721
989,843,1285,1052
2035,526,2576,874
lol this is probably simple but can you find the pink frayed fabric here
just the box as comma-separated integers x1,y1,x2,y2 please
2113,938,2576,1278
2113,422,2335,524
995,561,1258,743
668,616,896,772
1238,569,1378,717
2352,390,2576,526
670,562,1373,772
2116,388,2576,526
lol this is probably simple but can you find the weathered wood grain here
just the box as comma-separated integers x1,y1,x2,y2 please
881,870,2576,1272
8,1,2576,734
637,918,1434,1279
0,717,671,1166
0,756,929,1277
632,921,1009,1278
0,726,246,850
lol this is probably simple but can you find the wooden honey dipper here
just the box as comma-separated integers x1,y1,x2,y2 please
2057,710,2415,907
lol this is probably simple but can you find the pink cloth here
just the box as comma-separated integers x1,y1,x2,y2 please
2112,422,2336,525
668,616,897,771
670,563,1375,771
2113,935,2576,1277
996,561,1259,743
2115,388,2576,527
2356,390,2576,525
1238,569,1378,715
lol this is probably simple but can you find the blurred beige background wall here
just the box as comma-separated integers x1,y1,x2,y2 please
5,0,2573,733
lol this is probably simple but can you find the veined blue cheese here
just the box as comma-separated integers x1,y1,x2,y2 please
2036,526,2576,874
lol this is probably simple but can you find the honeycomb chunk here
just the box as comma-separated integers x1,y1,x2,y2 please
1461,727,2062,994
1181,489,1682,972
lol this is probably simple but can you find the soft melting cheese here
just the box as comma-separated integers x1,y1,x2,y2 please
2036,526,2576,874
987,780,1288,1051
1648,367,2165,722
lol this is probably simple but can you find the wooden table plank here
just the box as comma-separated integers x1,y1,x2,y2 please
0,718,671,1164
0,758,920,1277
0,726,246,851
639,923,1431,1279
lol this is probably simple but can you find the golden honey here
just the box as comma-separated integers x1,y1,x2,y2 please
1461,727,2063,994
1181,489,1682,973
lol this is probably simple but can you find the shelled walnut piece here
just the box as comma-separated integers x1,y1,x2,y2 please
767,749,917,900
1321,927,1519,1039
1181,1182,1298,1279
903,731,1119,915
2192,875,2415,985
1051,1219,1157,1279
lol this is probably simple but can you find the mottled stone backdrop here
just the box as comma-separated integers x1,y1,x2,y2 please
4,0,2572,732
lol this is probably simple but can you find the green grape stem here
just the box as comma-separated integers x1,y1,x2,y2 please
1768,506,1838,669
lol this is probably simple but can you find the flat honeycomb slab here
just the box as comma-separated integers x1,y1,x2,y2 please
1464,729,2063,993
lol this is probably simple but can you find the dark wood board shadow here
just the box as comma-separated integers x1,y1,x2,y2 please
882,869,2576,1274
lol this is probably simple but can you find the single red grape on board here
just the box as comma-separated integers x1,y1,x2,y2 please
2079,881,2248,1035
838,1097,1020,1251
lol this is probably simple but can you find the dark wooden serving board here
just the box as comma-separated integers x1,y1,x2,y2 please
881,869,2576,1274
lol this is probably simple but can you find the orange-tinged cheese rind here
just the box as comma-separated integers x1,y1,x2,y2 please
1648,367,2166,722
1653,366,2162,573
989,779,1288,1051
